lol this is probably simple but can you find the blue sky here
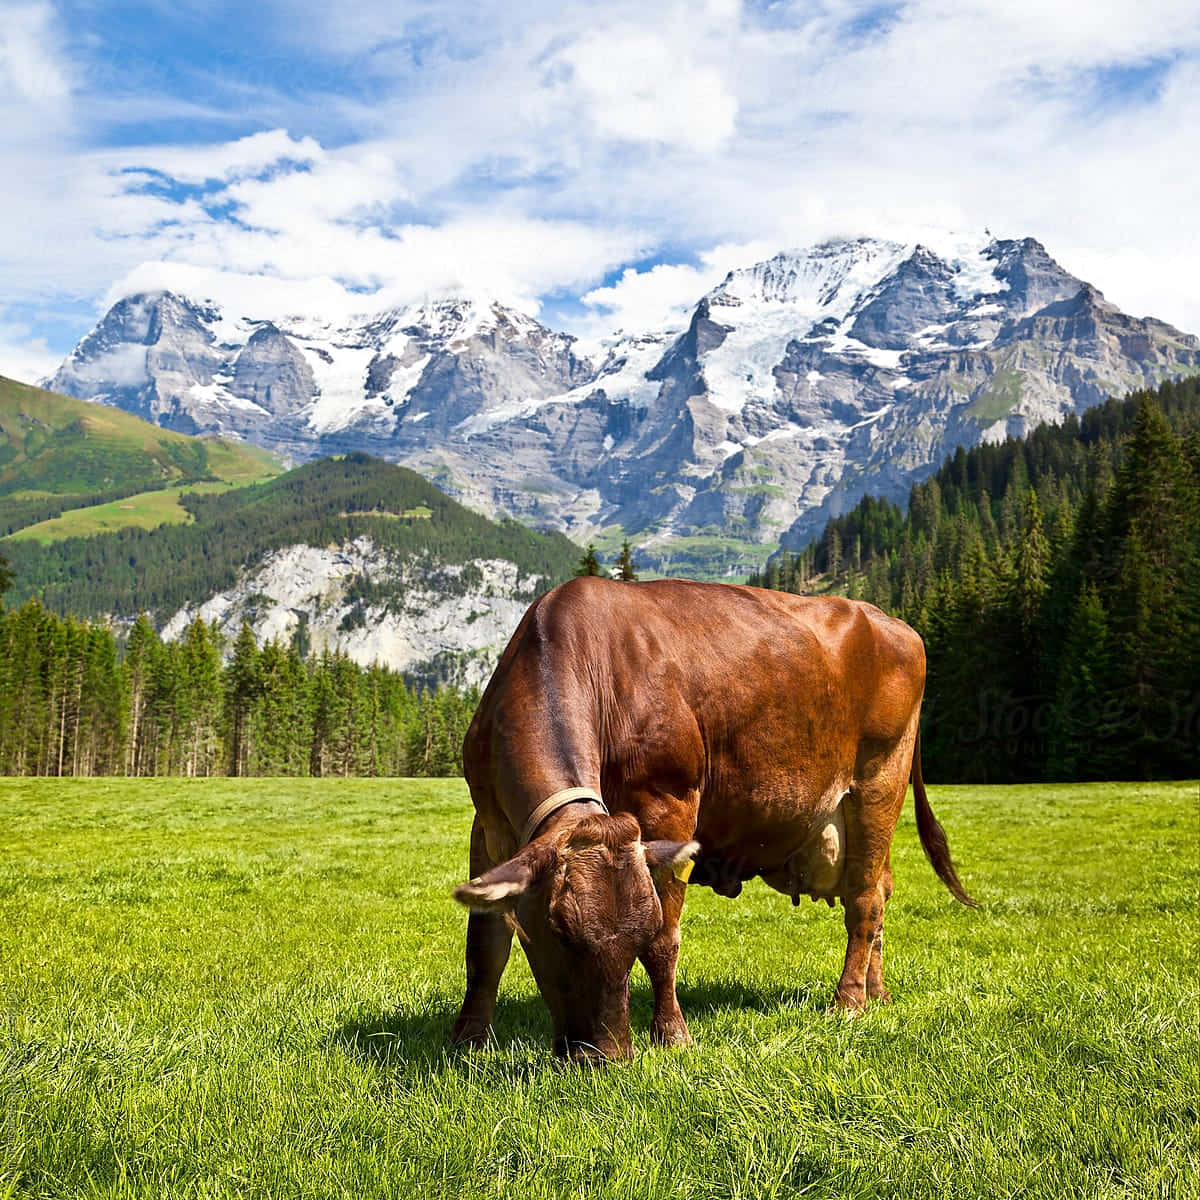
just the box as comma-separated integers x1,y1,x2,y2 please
2,0,1199,379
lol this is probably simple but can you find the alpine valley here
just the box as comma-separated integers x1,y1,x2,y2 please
48,233,1200,575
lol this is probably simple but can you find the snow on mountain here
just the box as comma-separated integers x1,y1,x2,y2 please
51,293,588,444
49,234,1200,575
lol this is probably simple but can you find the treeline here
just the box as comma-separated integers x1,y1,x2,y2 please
750,377,1200,782
0,601,477,777
3,453,580,616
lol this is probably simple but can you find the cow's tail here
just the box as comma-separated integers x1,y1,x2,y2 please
911,725,977,908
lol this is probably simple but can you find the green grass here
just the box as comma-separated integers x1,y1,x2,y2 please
7,482,257,543
0,376,279,497
0,376,282,536
967,369,1026,424
1,779,1196,1199
341,505,434,521
199,439,282,487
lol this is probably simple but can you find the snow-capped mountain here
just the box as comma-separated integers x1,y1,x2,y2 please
49,235,1200,573
51,291,590,446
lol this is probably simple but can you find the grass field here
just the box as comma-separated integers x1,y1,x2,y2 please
1,779,1196,1199
8,482,248,543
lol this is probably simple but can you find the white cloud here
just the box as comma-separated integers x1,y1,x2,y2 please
4,0,1200,375
126,129,325,185
104,211,647,323
102,262,364,325
579,240,777,335
552,20,739,153
0,324,59,386
0,3,70,111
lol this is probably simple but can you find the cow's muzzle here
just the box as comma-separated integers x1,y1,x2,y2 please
554,1033,634,1065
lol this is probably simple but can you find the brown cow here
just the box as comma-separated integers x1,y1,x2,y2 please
452,576,973,1061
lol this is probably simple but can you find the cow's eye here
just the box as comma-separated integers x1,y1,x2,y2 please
549,890,586,943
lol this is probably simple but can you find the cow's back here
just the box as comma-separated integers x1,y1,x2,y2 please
466,577,925,859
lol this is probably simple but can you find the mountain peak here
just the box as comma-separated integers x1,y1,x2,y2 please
711,238,908,316
45,231,1200,577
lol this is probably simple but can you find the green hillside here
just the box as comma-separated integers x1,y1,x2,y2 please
0,375,280,535
8,481,242,544
3,452,582,617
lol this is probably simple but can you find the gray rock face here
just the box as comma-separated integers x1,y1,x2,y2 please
52,234,1200,575
230,324,317,415
159,538,548,686
52,292,228,432
850,247,959,349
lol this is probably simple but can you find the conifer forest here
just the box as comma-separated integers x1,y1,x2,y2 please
0,603,476,778
0,378,1196,782
750,378,1200,782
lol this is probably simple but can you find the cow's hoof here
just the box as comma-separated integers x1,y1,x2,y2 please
449,1016,492,1048
832,989,868,1015
650,1021,692,1049
568,1046,613,1068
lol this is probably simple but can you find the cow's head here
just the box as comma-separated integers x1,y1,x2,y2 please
454,811,698,1062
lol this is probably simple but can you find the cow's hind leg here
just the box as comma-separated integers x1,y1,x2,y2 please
450,818,514,1047
865,851,894,1004
835,740,910,1012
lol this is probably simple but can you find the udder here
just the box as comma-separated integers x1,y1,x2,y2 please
761,802,846,903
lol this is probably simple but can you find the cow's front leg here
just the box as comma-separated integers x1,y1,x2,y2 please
450,819,513,1047
641,873,691,1047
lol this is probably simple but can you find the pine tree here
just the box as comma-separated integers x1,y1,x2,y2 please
78,625,124,775
977,490,999,550
1013,490,1050,639
123,614,160,776
614,541,638,581
148,637,181,775
291,613,311,661
910,477,942,537
180,617,222,776
308,660,336,778
225,621,263,776
1047,584,1112,780
576,544,604,577
1098,398,1200,776
0,548,11,600
827,527,842,580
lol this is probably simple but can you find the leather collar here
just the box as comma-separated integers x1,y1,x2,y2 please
519,787,608,847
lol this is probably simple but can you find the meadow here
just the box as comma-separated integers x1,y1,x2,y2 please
1,777,1196,1199
8,482,251,544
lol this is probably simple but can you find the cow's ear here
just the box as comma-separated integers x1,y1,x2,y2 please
454,843,555,912
644,839,700,885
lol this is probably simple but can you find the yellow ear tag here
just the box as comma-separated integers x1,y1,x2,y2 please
673,858,695,884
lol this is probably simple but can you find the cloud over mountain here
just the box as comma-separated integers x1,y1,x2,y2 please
2,1,1199,382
